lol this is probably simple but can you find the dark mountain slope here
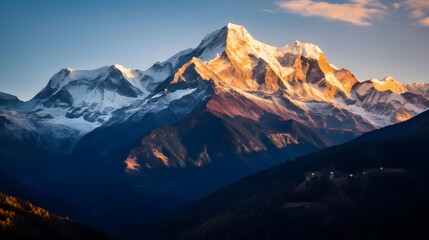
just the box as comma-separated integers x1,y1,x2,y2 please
0,171,78,218
0,192,111,240
0,92,21,106
31,109,331,239
159,110,429,240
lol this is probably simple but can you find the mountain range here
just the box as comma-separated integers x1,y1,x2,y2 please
0,23,428,238
158,108,429,240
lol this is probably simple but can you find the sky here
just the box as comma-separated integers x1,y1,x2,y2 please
0,0,428,101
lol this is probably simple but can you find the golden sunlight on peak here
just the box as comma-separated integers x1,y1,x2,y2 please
372,77,407,95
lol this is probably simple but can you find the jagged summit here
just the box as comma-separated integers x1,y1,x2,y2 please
371,76,407,94
225,22,256,42
45,23,318,96
226,22,246,30
200,23,255,48
38,64,135,96
2,23,428,139
215,23,323,59
168,23,358,105
186,23,262,62
185,23,324,65
141,23,328,94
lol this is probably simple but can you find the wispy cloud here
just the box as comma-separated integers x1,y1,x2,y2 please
411,9,425,18
261,8,279,13
394,0,429,27
275,0,388,26
418,17,429,27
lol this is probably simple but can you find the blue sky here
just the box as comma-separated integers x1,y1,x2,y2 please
1,0,428,100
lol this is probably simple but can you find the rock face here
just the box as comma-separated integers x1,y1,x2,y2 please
0,23,428,238
158,109,429,240
119,23,429,173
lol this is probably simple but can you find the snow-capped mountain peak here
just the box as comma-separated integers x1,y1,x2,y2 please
227,22,249,33
226,22,256,43
198,23,255,49
111,64,139,80
223,23,278,62
1,23,428,153
39,64,147,96
205,23,324,60
371,76,407,94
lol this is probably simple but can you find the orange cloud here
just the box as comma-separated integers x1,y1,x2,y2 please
418,16,429,26
411,9,425,18
276,0,388,26
394,0,429,27
399,0,429,9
